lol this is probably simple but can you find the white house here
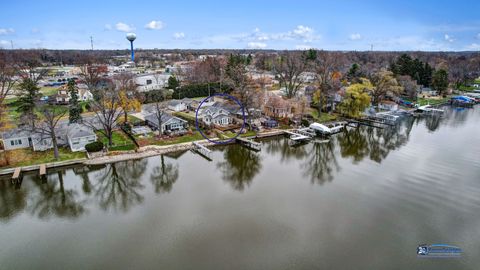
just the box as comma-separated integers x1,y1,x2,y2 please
167,100,187,112
135,73,170,92
67,124,97,152
1,123,96,152
201,107,233,126
78,89,94,101
144,113,188,135
378,100,399,111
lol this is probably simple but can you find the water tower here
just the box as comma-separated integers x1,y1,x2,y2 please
126,33,137,62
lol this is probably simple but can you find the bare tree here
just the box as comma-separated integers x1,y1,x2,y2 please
0,51,17,129
313,51,343,114
78,55,107,95
35,106,68,160
83,85,123,146
397,75,419,101
272,51,307,98
152,101,167,136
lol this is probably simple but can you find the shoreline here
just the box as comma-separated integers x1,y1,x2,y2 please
0,130,286,176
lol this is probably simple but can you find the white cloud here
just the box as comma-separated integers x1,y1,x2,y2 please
115,22,135,32
145,20,164,30
247,42,267,49
465,43,480,50
444,34,454,43
173,32,185,39
293,25,313,36
0,28,14,35
373,36,453,51
349,33,362,40
0,40,9,47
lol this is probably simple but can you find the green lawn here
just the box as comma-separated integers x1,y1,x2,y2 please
96,130,136,151
173,111,196,122
1,148,85,168
416,97,450,106
127,114,144,125
310,110,338,122
40,86,58,96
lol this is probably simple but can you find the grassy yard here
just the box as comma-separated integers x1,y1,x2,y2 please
173,111,196,122
96,130,136,151
127,114,144,125
137,131,207,147
0,147,85,168
39,86,58,96
416,97,450,106
310,110,338,122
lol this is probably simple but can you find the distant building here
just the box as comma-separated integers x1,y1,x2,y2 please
167,100,187,112
378,100,399,111
264,95,292,118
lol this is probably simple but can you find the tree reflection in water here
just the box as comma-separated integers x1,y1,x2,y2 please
150,155,179,193
93,159,147,212
217,144,262,191
302,139,339,185
338,118,414,164
0,178,27,222
29,171,85,219
264,137,308,162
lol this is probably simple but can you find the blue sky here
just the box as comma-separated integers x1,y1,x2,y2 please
1,0,480,51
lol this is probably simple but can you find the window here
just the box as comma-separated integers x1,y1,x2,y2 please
11,139,23,146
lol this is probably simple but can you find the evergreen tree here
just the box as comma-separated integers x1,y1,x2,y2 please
16,77,41,125
432,69,449,96
167,75,180,89
68,79,82,123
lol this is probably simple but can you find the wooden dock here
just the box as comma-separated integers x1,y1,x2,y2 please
192,142,213,160
236,137,261,151
39,164,46,177
284,130,313,145
12,167,21,179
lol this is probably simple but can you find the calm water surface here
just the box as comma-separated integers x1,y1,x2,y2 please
1,106,480,270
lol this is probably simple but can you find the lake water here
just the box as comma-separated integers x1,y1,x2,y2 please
1,106,480,270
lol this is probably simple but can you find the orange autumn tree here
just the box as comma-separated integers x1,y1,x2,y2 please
114,72,142,123
118,91,141,123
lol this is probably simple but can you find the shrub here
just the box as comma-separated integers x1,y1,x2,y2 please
85,141,104,152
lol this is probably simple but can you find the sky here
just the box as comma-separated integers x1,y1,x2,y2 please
1,0,480,51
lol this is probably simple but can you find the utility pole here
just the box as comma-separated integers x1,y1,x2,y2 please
90,36,94,50
370,44,374,51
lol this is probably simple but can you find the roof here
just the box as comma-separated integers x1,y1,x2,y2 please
67,124,95,138
144,113,187,126
1,128,32,140
168,99,183,106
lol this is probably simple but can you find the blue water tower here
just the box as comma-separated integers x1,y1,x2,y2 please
126,33,137,62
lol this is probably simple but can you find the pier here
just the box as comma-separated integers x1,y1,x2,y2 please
192,142,213,160
11,167,21,183
39,164,46,178
236,137,261,151
284,129,314,145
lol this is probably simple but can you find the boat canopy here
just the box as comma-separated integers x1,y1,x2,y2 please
309,123,331,133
